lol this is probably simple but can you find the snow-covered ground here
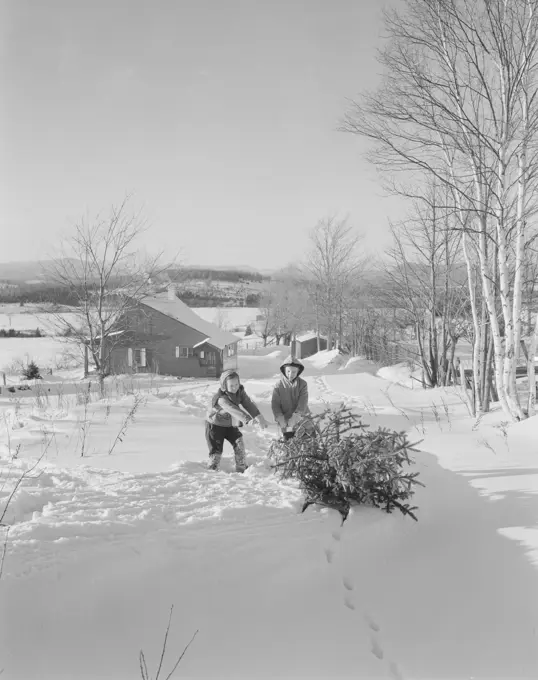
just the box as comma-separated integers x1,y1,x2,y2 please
0,337,78,380
0,350,537,679
0,304,80,334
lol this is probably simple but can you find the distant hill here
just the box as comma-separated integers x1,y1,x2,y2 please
0,260,274,283
0,259,78,283
183,264,275,277
0,259,268,307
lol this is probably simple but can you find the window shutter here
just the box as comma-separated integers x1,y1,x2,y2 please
140,348,146,367
127,348,133,367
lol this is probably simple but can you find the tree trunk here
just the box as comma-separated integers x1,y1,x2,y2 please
483,333,496,412
477,213,513,418
461,230,481,416
526,311,538,415
510,140,528,418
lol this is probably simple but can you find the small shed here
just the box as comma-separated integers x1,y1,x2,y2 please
291,332,327,360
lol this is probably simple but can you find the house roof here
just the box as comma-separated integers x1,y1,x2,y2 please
139,293,240,350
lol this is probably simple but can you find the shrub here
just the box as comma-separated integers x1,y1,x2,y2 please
268,405,423,524
21,360,42,380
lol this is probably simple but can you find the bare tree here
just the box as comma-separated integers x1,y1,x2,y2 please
303,217,364,350
255,274,308,346
342,0,538,420
43,198,173,390
380,183,471,387
213,309,230,331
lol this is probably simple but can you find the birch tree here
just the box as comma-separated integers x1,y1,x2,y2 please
342,0,538,420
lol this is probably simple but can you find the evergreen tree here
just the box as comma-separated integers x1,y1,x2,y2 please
22,361,42,380
269,405,423,523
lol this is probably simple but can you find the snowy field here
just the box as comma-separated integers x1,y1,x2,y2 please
0,337,77,380
187,307,260,330
1,349,537,679
0,303,79,335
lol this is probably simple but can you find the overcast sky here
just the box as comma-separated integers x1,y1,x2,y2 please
1,0,404,271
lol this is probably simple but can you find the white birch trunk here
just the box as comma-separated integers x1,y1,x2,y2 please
461,228,481,416
511,81,530,419
476,214,513,418
526,311,538,415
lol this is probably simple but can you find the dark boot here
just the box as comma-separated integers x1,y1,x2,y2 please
233,438,248,473
208,453,221,471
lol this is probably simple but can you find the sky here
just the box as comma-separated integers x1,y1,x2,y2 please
1,0,404,271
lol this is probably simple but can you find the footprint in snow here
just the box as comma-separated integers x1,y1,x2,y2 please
364,613,380,632
342,576,354,591
389,661,405,680
344,595,355,611
324,547,334,564
370,635,384,660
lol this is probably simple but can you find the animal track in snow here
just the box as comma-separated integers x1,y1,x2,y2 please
342,576,354,591
331,529,341,541
389,661,405,680
370,635,384,660
344,595,355,610
364,613,380,632
324,547,334,564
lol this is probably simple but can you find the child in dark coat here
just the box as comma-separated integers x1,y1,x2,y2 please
205,369,268,472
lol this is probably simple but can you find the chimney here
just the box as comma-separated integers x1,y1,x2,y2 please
167,283,177,301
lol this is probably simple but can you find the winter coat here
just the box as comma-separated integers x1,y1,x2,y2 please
206,369,260,428
271,356,310,430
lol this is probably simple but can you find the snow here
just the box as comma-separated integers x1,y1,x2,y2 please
192,307,261,329
377,361,425,389
0,304,80,334
303,348,345,370
1,349,537,679
0,337,76,380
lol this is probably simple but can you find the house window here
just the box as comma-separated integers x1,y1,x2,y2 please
226,344,236,357
128,348,146,367
199,351,205,359
176,346,193,358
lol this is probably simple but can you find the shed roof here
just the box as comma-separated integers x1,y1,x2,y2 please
139,293,240,350
296,331,326,342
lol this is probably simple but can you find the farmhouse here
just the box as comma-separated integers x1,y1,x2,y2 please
108,289,239,379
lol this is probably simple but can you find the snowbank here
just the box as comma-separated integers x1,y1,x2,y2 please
303,348,345,370
377,362,424,389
